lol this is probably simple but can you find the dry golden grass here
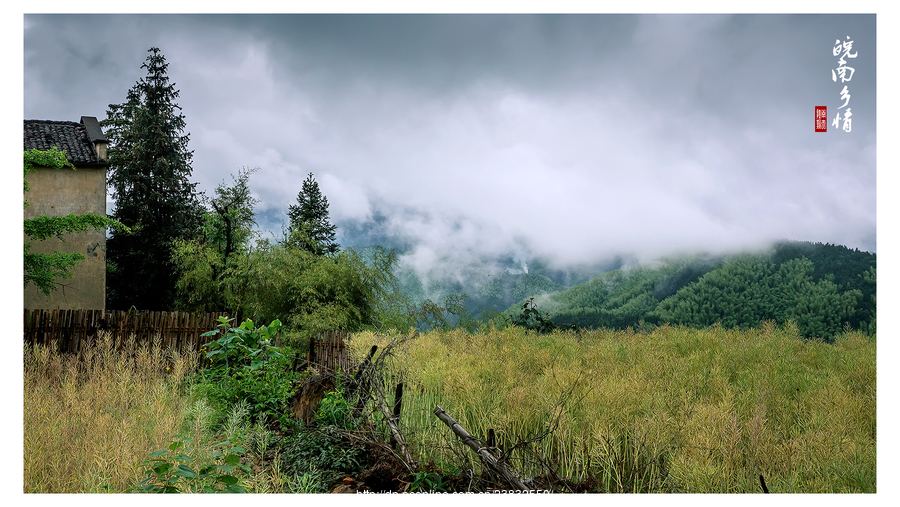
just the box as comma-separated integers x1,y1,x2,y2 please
25,322,873,493
23,333,199,493
348,322,876,493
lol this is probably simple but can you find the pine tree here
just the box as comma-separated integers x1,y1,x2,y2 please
102,47,205,310
287,173,340,256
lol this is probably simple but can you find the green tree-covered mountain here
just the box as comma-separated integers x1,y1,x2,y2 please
504,241,875,341
386,254,623,320
520,254,723,331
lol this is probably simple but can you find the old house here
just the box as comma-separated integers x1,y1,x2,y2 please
24,116,109,310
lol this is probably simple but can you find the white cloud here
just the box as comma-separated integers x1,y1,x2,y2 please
23,14,877,279
319,173,372,223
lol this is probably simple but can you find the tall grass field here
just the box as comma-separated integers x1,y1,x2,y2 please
23,323,875,493
23,334,201,493
24,332,353,494
349,322,876,493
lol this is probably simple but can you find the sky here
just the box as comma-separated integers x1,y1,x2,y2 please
21,11,879,279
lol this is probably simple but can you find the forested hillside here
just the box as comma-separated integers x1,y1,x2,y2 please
505,241,875,340
375,251,625,319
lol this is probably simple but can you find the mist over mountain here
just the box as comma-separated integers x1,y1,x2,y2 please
25,14,876,288
329,199,877,339
497,240,875,340
22,14,877,330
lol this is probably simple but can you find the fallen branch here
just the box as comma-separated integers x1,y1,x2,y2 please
374,377,414,468
433,405,528,491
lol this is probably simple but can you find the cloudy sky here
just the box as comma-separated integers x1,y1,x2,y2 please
22,12,877,276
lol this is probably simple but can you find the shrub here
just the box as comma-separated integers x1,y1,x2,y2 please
196,317,296,428
128,434,250,493
509,297,577,333
276,426,369,492
201,316,283,372
316,387,354,428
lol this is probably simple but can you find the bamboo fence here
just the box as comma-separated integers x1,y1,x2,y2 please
309,330,354,372
23,308,229,354
25,309,357,374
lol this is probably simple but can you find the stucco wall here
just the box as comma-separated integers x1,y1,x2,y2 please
24,164,107,310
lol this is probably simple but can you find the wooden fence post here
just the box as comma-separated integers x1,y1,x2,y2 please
393,381,403,423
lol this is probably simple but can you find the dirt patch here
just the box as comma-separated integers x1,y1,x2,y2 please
357,443,408,493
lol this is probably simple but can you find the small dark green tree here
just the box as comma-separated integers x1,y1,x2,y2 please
103,47,205,310
859,266,876,335
24,148,129,296
509,297,576,334
287,173,340,256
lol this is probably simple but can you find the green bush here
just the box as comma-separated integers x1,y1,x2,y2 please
276,426,369,492
315,387,354,429
241,243,399,345
201,316,283,371
195,317,296,428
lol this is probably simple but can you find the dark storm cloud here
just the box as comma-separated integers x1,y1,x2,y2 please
23,13,877,277
246,14,639,93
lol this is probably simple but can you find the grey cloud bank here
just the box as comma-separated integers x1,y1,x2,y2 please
24,13,876,276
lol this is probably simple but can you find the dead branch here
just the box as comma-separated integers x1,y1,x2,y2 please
373,377,414,467
351,344,378,417
486,369,593,492
433,405,528,491
344,333,418,472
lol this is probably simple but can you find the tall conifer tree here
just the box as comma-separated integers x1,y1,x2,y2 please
103,47,204,310
287,173,340,256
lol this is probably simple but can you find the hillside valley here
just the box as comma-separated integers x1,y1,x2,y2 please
374,240,875,340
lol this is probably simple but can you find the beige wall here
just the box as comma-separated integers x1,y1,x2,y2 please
24,164,107,310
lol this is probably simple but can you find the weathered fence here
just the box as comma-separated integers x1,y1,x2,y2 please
309,330,354,372
23,308,229,354
25,310,358,372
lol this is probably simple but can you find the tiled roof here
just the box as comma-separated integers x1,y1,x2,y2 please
24,118,106,167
